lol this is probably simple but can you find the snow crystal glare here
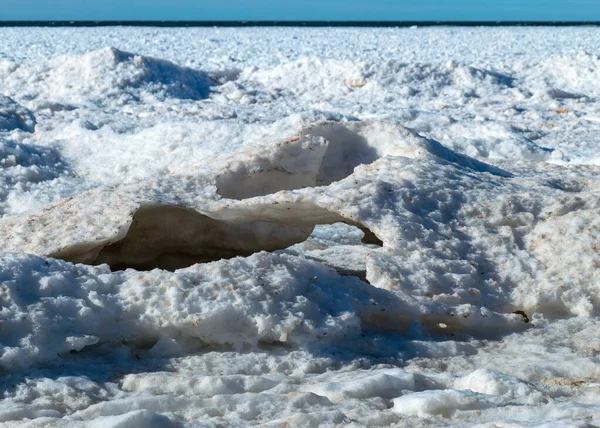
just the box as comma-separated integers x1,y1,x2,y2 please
0,25,600,427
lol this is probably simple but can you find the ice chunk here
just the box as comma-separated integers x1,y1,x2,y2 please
392,389,504,418
454,369,544,405
300,368,426,403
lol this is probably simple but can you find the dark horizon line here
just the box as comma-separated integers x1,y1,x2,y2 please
2,20,600,27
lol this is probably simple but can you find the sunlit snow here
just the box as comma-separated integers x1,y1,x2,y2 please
1,26,600,427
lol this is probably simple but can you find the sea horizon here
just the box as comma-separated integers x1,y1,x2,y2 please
2,20,600,27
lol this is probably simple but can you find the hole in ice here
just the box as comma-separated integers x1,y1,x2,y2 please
91,206,313,271
310,123,379,186
279,223,383,283
215,122,381,200
51,205,383,274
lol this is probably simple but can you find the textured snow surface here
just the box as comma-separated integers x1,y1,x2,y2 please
1,27,600,427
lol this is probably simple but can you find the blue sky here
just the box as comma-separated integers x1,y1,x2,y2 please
0,0,598,21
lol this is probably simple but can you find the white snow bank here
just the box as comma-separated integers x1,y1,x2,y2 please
363,60,515,100
66,391,336,426
444,121,552,162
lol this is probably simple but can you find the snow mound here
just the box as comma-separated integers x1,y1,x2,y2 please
0,120,515,273
521,51,600,99
453,369,544,405
1,47,213,108
364,60,514,99
0,96,36,132
14,410,178,428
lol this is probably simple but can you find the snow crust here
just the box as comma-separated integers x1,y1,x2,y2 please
1,27,600,427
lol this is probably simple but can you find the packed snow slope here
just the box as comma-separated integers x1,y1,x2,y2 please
1,27,600,427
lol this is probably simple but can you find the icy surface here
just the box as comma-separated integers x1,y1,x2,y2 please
1,26,600,427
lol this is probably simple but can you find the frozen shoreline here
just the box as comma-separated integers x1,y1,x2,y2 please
1,27,600,427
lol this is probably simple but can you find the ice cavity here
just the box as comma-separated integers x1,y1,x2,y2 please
43,197,366,273
36,120,506,271
0,119,511,281
214,120,396,200
1,47,213,108
3,121,413,271
92,206,314,271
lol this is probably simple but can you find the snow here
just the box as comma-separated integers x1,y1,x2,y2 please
1,26,600,427
0,96,36,132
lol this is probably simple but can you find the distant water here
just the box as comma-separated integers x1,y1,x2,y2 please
2,20,600,27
